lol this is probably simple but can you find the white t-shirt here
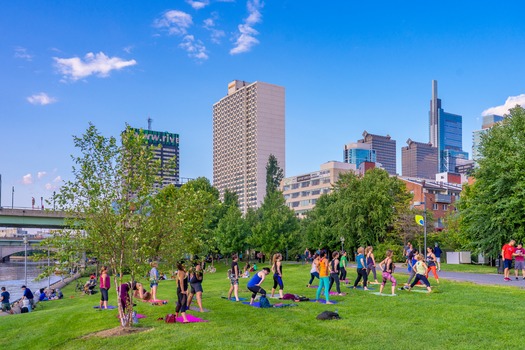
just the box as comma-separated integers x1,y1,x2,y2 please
310,261,317,273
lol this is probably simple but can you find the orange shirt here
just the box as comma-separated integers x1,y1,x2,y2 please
318,258,329,277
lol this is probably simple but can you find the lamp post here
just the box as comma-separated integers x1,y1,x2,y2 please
11,186,14,209
340,236,345,252
23,236,28,286
414,195,428,254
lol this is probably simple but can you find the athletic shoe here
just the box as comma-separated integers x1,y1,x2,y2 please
504,277,511,281
516,277,519,280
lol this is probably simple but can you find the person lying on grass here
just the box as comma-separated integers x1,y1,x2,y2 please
247,268,271,305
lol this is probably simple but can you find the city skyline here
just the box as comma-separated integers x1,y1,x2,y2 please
1,1,525,208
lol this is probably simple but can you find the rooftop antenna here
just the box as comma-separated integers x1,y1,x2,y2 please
147,117,153,130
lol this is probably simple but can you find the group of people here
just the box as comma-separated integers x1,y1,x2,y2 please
501,240,525,281
1,284,61,315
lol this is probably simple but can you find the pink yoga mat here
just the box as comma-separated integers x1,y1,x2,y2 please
175,314,208,323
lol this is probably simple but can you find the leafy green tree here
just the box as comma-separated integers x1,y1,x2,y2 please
215,204,248,257
52,124,168,326
265,154,284,195
250,190,299,259
458,106,525,256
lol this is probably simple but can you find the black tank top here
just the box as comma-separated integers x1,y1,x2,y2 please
177,274,188,291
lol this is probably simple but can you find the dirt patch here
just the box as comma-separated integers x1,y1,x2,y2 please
83,326,152,338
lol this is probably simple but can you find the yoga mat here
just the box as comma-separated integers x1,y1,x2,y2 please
221,296,247,301
307,285,319,288
329,291,346,296
175,314,208,323
348,286,375,290
309,299,338,304
93,305,117,309
241,302,297,308
115,313,147,318
189,306,210,312
408,289,430,293
371,292,397,297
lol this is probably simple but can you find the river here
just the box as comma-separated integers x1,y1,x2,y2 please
0,261,62,301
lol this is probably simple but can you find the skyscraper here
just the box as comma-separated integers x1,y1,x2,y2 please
401,139,438,179
472,114,504,164
213,80,285,214
132,127,180,187
358,131,396,175
429,80,468,173
343,142,376,168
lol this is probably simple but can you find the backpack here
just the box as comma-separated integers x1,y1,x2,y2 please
316,311,341,320
165,314,176,323
259,296,271,308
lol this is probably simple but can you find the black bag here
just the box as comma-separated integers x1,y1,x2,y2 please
259,296,271,308
316,311,341,320
21,307,29,313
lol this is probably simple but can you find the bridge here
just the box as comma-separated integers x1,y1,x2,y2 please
0,238,46,262
0,207,69,228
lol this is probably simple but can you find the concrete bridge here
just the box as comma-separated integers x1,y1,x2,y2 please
0,238,46,262
0,208,68,228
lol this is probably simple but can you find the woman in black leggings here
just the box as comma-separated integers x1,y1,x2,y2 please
175,262,189,323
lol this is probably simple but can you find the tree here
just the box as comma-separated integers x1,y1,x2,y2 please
303,168,412,255
215,205,248,257
265,154,284,195
52,124,172,327
458,106,525,257
249,190,299,259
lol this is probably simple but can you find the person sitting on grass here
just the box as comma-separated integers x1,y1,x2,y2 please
407,254,432,293
242,263,251,278
247,267,271,305
39,288,48,302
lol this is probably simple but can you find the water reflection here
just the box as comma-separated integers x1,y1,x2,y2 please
0,262,62,301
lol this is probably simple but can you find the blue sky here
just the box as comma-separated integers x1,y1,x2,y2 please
1,0,525,208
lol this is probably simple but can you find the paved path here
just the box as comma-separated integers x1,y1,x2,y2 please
433,270,525,288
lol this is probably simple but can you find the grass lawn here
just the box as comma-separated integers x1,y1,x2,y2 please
0,262,521,350
439,263,498,274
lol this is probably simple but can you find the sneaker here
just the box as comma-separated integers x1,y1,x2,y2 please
516,277,519,280
504,277,511,281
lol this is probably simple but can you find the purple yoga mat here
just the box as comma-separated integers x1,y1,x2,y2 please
309,299,338,304
329,291,346,296
175,314,208,323
93,305,117,309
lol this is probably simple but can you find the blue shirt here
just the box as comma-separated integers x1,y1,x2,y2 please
247,272,263,287
23,288,34,299
434,247,442,258
1,291,9,304
356,254,365,269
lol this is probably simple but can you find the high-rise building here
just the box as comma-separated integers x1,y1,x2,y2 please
213,80,285,214
343,142,376,168
401,139,438,179
429,80,468,173
132,127,180,187
472,114,504,163
358,131,396,175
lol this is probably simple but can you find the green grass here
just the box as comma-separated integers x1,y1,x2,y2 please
0,262,520,350
439,263,498,274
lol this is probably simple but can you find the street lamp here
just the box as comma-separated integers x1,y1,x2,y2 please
23,236,28,286
11,186,14,209
340,236,345,252
414,198,428,254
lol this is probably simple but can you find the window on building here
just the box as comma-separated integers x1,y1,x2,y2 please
292,192,300,198
292,201,299,208
432,203,438,210
311,190,321,196
301,181,310,188
283,185,290,191
301,191,310,197
300,200,310,206
291,183,299,190
311,179,320,186
442,204,448,211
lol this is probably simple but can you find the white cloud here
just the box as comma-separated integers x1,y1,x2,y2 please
37,171,47,179
53,176,62,183
123,45,134,54
45,183,56,191
482,94,525,116
14,47,33,61
186,0,209,10
230,0,264,55
180,35,209,60
54,52,137,81
22,174,33,185
204,15,226,44
154,10,193,36
27,92,57,105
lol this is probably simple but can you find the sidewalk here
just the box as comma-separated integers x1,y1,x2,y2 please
433,270,525,288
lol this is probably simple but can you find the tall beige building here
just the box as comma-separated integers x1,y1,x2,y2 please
213,80,285,214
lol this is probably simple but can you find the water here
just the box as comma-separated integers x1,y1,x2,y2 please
0,261,62,301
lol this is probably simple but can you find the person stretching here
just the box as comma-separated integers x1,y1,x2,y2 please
407,254,432,293
329,251,343,295
175,262,189,323
271,253,284,299
228,254,240,301
247,268,271,305
378,250,397,295
316,251,333,304
426,247,439,283
366,246,379,284
353,247,369,290
339,251,348,282
187,263,204,312
307,253,320,287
